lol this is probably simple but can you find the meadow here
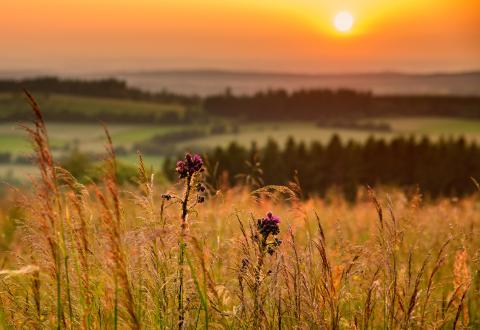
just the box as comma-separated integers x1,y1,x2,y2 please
0,93,478,329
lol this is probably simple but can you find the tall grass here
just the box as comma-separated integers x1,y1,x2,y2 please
0,92,478,329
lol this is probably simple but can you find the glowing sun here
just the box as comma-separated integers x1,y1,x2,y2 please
333,11,354,33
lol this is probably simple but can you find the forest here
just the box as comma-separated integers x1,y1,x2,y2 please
164,135,480,201
204,89,480,120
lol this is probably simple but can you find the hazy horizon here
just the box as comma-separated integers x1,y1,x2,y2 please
1,66,480,79
3,59,479,78
3,68,480,96
2,0,479,74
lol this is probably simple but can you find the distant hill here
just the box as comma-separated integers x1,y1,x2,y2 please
115,69,480,96
1,75,480,122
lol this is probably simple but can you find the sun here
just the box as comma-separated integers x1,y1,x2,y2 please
333,11,354,33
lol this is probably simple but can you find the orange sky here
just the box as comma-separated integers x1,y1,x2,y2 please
1,0,479,73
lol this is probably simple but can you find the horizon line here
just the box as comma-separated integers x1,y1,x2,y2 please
1,67,480,78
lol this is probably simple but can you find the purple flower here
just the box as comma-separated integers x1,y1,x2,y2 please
176,153,203,178
186,153,203,174
176,160,188,178
265,212,280,224
255,211,282,255
257,211,281,238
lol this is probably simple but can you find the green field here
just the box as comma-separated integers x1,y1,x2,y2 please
2,118,479,155
0,92,185,120
2,117,480,180
176,117,480,150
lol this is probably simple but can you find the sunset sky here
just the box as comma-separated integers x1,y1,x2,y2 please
1,0,479,74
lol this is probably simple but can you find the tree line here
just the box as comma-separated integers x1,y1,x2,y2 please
204,89,480,120
0,77,199,105
164,135,480,201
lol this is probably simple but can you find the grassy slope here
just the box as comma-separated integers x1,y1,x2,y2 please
0,92,184,120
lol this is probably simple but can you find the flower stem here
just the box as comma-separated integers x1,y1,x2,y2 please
253,236,267,329
178,174,192,329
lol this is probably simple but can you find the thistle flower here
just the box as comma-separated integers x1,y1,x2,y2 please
176,153,203,179
255,212,282,255
175,153,203,179
176,160,187,178
257,212,281,239
185,153,203,174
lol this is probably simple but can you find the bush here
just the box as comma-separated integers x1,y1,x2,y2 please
60,150,138,185
0,152,12,163
14,155,32,164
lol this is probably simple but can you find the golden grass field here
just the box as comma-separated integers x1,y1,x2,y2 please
0,94,478,329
